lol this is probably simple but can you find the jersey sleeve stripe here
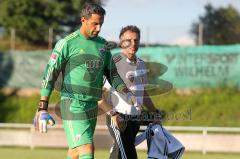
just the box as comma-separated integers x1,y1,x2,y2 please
55,39,66,52
42,67,54,89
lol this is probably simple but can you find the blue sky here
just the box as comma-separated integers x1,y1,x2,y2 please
99,0,240,45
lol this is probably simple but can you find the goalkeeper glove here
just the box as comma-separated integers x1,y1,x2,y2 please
33,100,55,133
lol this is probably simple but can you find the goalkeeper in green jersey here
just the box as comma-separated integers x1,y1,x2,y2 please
33,3,135,159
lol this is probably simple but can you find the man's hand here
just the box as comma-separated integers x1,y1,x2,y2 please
136,105,143,114
34,110,55,133
126,92,136,106
111,114,126,132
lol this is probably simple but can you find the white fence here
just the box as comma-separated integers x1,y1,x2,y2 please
1,123,240,154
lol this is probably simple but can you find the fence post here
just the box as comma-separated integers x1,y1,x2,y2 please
30,126,35,150
198,23,204,45
10,28,15,51
202,128,207,154
48,27,53,51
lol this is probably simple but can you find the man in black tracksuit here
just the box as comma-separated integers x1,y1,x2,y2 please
104,25,160,159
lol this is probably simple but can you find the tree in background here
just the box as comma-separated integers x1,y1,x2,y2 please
191,3,240,45
0,0,104,45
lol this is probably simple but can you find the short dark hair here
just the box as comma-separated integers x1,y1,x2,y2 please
119,25,141,39
81,3,105,19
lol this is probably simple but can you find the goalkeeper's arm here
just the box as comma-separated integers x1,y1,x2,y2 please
34,39,68,133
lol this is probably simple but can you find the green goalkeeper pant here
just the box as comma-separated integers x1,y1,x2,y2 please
61,98,98,148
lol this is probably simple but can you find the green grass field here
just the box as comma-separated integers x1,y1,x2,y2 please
1,147,240,159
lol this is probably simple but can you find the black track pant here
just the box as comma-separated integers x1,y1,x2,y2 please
106,114,140,159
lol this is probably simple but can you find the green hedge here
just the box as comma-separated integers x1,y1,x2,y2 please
0,91,60,123
0,88,239,127
150,87,240,126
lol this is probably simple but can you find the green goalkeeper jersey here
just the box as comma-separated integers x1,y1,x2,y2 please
41,30,125,101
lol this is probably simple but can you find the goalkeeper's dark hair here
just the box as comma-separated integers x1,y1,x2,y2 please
119,25,141,39
81,2,105,19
